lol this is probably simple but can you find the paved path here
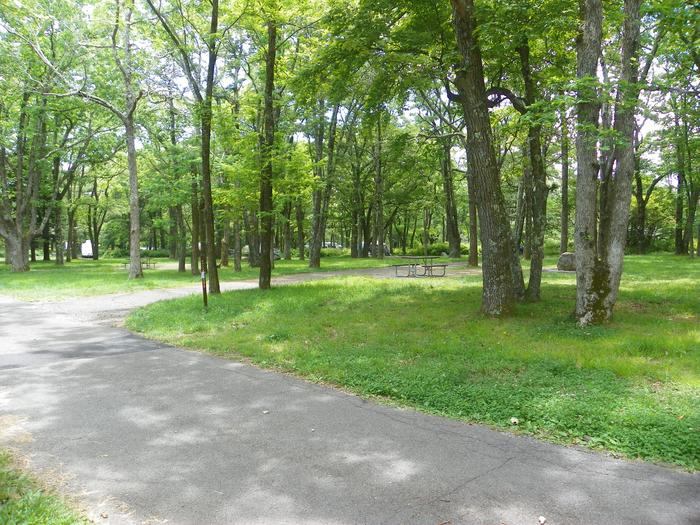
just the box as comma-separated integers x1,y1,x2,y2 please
0,270,698,525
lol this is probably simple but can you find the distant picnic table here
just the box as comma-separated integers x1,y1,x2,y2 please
392,256,447,277
122,257,156,270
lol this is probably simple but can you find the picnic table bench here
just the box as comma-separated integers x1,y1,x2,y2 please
392,256,447,277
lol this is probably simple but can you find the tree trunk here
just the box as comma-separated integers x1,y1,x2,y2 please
174,204,186,272
282,200,292,260
575,0,642,325
55,206,64,265
295,201,305,260
674,112,686,254
451,0,521,315
246,211,261,267
221,219,230,267
191,176,200,275
125,122,141,276
520,41,548,302
168,206,178,259
422,208,431,255
373,115,385,259
560,111,570,253
42,219,51,261
441,140,461,258
467,173,478,266
258,19,276,289
6,234,30,273
514,175,526,249
233,214,242,271
684,191,699,254
309,104,339,268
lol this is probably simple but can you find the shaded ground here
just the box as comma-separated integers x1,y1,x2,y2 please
0,266,698,525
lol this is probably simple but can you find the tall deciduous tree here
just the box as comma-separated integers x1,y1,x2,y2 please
449,0,522,316
574,0,643,325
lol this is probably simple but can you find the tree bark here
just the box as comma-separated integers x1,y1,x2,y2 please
467,172,478,266
441,140,461,258
560,111,570,253
233,214,242,271
175,204,187,272
200,0,221,293
54,205,64,265
373,114,385,259
282,200,292,260
125,118,142,277
258,19,277,289
191,175,201,275
450,0,521,315
575,0,642,325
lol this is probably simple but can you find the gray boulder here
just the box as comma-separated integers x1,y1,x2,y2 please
557,252,576,271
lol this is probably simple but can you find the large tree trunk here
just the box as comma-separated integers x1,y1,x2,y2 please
258,19,276,289
0,93,54,273
574,0,604,324
575,0,642,325
520,42,548,302
5,234,30,273
450,0,521,315
200,7,220,293
125,118,142,278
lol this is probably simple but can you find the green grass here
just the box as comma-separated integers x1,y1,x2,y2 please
0,451,87,524
127,254,700,470
0,255,397,301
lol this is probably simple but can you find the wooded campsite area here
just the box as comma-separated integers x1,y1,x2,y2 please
0,0,697,325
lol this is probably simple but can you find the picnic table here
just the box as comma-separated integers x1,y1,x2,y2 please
122,257,156,270
392,256,447,277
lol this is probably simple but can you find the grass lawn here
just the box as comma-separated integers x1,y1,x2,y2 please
0,255,397,301
0,451,86,524
127,254,700,470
